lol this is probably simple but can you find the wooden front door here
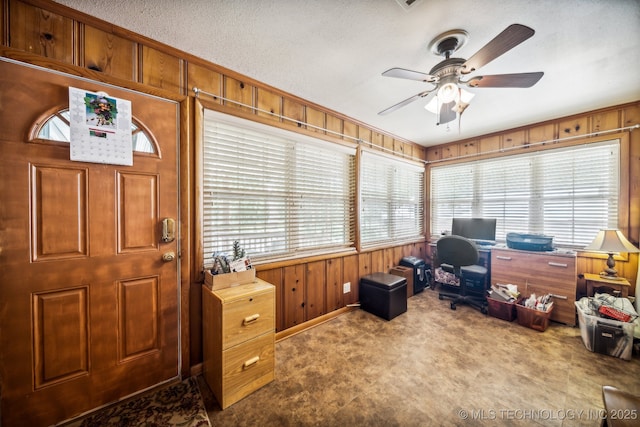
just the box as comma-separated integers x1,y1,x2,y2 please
0,59,180,426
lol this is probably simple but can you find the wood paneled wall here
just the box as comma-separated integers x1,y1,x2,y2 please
1,0,427,371
3,0,639,371
426,101,640,299
1,0,423,161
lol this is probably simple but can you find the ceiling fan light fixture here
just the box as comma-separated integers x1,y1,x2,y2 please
425,85,475,128
380,24,542,122
459,88,475,104
425,86,474,114
437,82,458,103
424,96,438,114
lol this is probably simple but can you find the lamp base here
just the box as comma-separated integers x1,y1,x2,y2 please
600,253,622,280
599,271,625,281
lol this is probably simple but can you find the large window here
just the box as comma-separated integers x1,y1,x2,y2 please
430,140,620,247
360,149,425,248
203,111,356,264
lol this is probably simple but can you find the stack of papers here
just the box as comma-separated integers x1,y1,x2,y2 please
488,283,519,302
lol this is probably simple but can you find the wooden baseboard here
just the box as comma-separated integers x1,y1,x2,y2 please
190,363,203,377
275,306,355,342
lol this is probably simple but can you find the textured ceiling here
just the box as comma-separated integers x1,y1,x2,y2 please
53,0,640,147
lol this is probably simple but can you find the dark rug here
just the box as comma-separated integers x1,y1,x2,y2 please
66,377,211,427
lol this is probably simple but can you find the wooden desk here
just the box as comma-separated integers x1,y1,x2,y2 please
584,273,630,298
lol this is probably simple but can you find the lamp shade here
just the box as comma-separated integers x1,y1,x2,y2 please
583,229,639,254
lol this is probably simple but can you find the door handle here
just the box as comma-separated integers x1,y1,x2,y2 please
162,252,176,262
161,218,175,243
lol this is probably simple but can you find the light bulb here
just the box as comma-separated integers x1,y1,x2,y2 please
438,83,458,103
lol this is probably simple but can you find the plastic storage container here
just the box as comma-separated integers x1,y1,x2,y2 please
516,299,553,332
575,299,636,361
487,297,517,321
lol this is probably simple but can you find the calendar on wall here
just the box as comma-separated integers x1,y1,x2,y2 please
68,87,133,166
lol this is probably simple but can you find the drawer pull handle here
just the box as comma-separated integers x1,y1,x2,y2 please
496,256,512,261
243,314,260,325
548,262,568,268
550,294,568,300
243,356,260,369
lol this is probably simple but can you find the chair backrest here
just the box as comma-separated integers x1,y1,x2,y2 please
436,235,479,270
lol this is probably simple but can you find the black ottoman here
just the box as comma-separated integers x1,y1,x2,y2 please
360,272,407,320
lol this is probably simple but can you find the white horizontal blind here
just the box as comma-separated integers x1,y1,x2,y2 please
360,150,425,248
430,140,620,247
203,111,356,264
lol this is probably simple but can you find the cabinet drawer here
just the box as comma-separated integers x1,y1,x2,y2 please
492,251,575,284
221,332,275,408
223,290,274,349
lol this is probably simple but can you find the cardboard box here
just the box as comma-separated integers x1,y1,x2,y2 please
389,266,414,297
204,269,256,290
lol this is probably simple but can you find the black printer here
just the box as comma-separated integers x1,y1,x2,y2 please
506,232,553,251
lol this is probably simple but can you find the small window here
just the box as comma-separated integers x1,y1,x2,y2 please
35,109,157,154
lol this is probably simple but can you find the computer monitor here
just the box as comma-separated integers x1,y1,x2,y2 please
451,218,497,244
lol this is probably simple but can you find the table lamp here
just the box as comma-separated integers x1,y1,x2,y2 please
584,229,639,279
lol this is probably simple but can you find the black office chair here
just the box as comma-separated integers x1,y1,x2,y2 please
436,235,488,313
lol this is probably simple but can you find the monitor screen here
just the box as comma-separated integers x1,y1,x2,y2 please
451,218,497,243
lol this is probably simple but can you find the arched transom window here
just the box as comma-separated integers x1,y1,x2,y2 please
33,109,158,155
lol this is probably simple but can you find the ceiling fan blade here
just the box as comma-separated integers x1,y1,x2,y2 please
382,67,437,83
461,24,535,74
464,72,544,88
378,90,434,115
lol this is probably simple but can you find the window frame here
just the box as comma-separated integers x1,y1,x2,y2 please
428,134,630,249
359,147,426,250
198,106,357,269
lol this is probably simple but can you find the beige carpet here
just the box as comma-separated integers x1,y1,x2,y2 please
64,377,211,427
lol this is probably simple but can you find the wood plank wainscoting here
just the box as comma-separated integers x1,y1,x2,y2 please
1,0,639,424
0,0,428,396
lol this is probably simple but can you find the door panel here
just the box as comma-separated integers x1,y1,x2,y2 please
118,276,160,359
0,58,180,426
31,164,89,260
117,171,159,252
32,287,89,388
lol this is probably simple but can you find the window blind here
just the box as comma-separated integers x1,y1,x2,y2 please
360,149,425,248
203,110,356,264
430,140,620,247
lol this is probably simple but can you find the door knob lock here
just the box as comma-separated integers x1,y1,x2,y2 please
161,218,176,243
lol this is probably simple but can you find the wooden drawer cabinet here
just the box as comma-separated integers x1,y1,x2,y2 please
202,279,275,409
491,247,577,325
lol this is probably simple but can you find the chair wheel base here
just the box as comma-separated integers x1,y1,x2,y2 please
450,302,457,310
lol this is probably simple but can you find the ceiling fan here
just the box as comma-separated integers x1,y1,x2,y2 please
378,24,544,125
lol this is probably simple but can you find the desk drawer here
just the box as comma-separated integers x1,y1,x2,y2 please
221,332,275,408
492,251,575,284
491,248,576,325
223,290,274,349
